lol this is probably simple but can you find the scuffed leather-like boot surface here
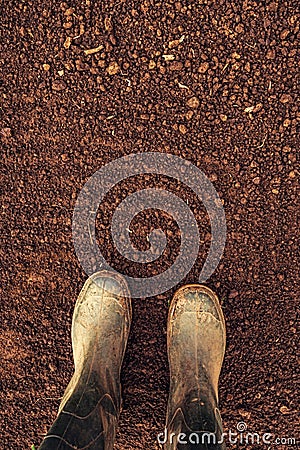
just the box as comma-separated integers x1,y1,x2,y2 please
165,284,226,450
39,371,117,449
39,270,131,450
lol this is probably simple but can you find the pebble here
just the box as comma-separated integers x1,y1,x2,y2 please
179,124,187,134
168,39,180,49
185,111,193,120
186,96,199,109
169,61,183,71
198,62,209,73
1,127,12,137
63,21,72,29
229,290,239,299
106,61,120,75
280,94,292,104
279,406,290,415
52,80,66,91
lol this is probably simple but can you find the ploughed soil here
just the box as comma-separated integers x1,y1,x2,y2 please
0,1,299,449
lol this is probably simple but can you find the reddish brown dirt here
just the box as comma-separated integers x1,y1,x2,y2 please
0,1,299,449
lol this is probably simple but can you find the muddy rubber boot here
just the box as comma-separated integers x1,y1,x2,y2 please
164,285,226,450
39,270,132,450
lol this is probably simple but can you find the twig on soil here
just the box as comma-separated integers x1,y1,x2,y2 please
177,80,189,89
255,133,268,148
71,99,81,109
162,54,175,61
221,62,229,73
84,45,104,56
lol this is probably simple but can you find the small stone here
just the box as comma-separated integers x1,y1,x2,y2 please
266,48,276,59
280,93,292,104
109,33,117,45
283,118,291,127
79,23,85,36
185,111,193,120
279,406,290,415
253,103,263,113
238,409,251,419
186,96,199,108
75,59,86,71
231,52,241,59
272,188,279,195
63,21,73,29
169,61,183,71
149,60,156,69
288,171,296,179
289,15,297,25
179,124,187,134
64,7,75,16
280,29,290,40
235,23,244,33
43,63,50,71
58,70,64,76
198,62,209,73
27,273,45,284
64,62,73,71
52,79,67,91
220,114,227,122
169,39,180,49
64,36,72,49
282,146,291,153
1,127,12,137
104,16,113,32
228,290,239,299
106,61,120,75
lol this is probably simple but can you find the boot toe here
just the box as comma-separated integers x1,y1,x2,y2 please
88,270,130,299
169,284,224,326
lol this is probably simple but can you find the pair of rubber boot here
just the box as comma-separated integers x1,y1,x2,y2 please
39,271,226,449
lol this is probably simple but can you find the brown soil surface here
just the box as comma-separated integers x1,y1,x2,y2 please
0,1,299,449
